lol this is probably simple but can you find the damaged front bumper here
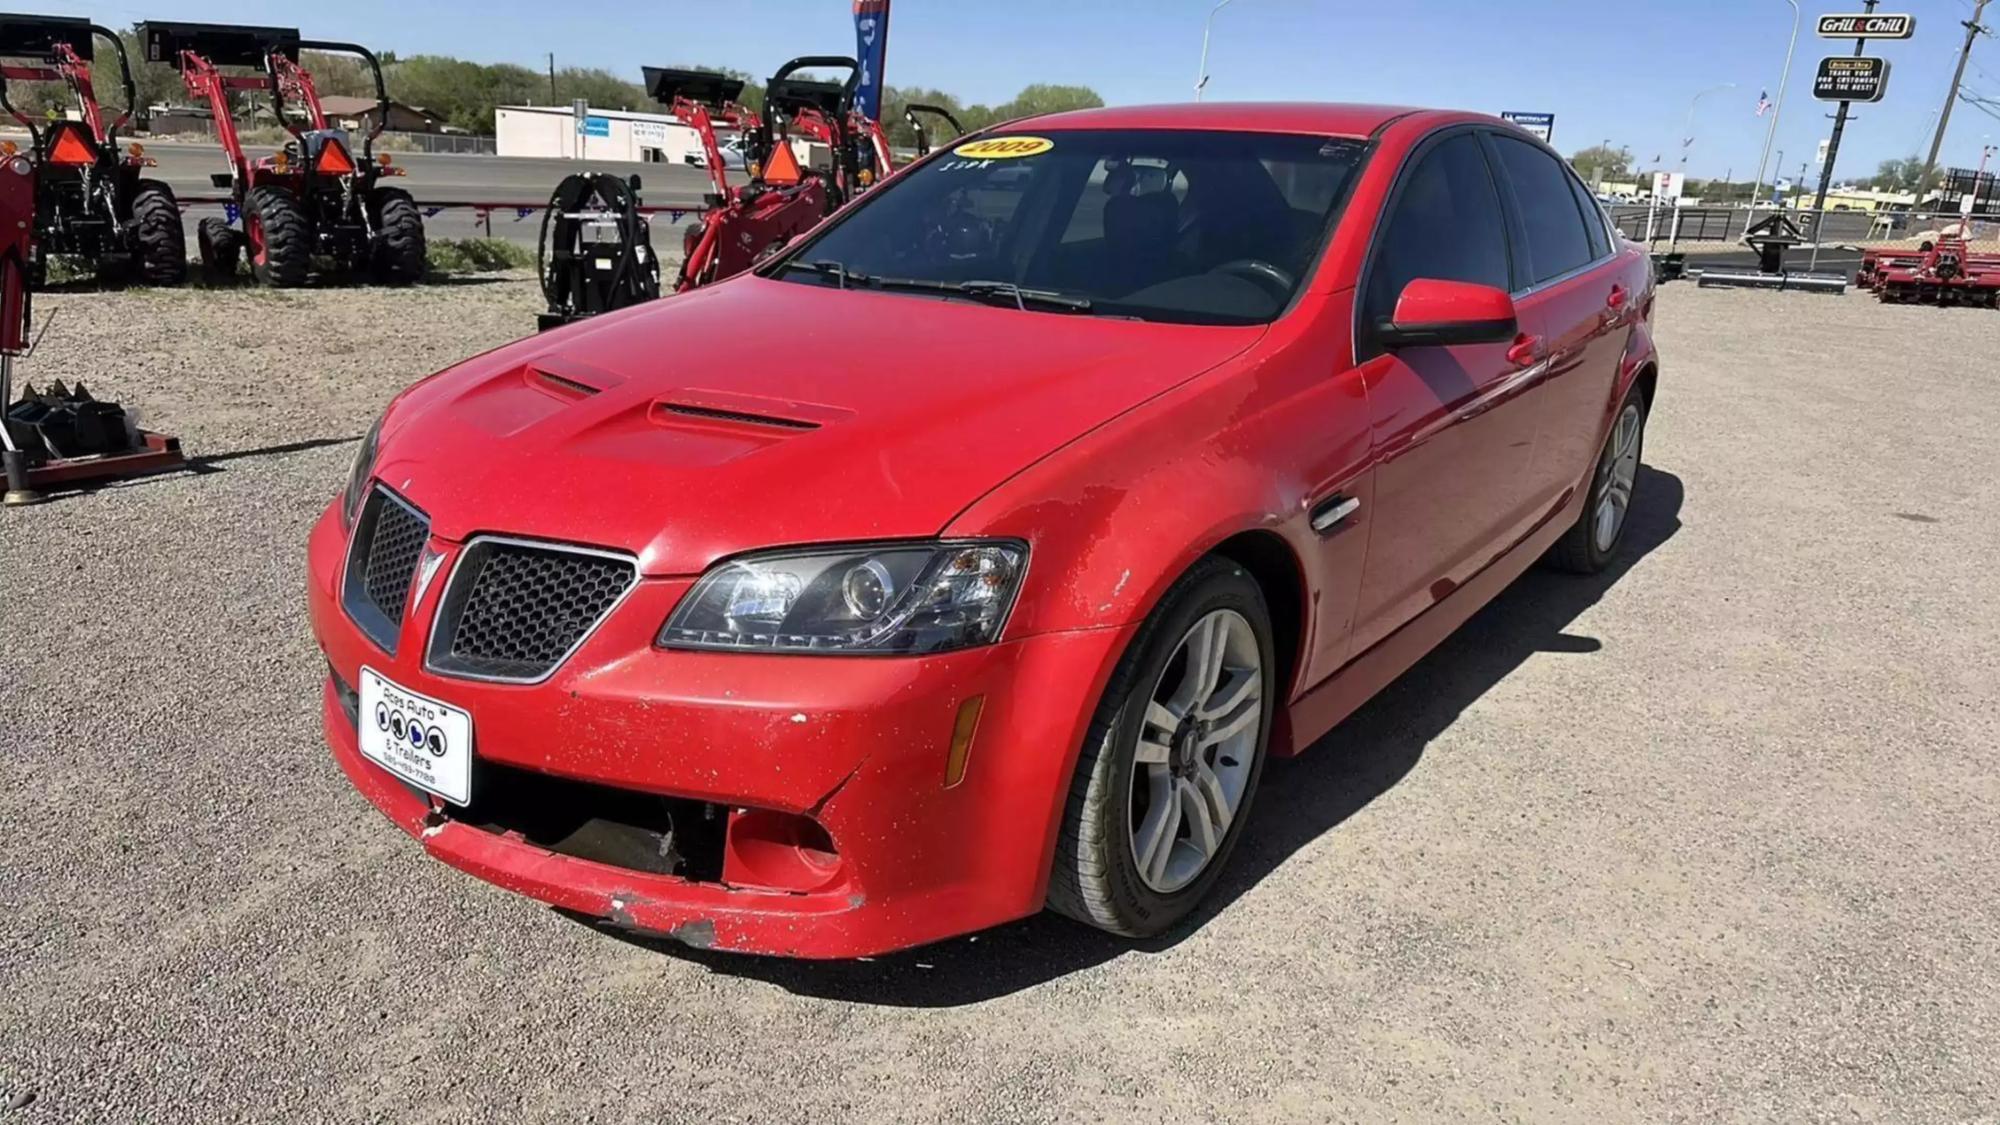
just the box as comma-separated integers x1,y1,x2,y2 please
308,505,1133,959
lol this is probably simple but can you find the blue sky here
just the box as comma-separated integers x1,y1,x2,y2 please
88,0,2000,180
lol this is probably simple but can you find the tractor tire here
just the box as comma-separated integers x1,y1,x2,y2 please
245,186,311,288
129,179,187,286
197,217,243,281
368,188,426,284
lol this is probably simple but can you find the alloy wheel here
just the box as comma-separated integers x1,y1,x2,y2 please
1128,608,1264,894
1593,402,1643,553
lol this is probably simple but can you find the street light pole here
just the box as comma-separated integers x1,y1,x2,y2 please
1682,83,1738,174
1194,0,1236,102
1750,0,1802,213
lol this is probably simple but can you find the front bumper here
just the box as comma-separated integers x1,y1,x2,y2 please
307,502,1132,958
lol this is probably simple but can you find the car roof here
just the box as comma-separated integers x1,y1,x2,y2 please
997,102,1440,139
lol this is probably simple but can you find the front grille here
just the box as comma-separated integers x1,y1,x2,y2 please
427,538,636,682
341,487,430,653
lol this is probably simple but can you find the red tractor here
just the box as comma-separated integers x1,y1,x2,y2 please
136,21,424,287
1,143,185,505
0,15,185,286
664,56,890,291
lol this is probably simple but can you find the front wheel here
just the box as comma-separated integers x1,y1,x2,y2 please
367,187,426,284
196,217,242,280
1047,556,1275,938
1547,387,1649,574
128,179,187,286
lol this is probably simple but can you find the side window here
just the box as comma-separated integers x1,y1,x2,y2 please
1490,136,1596,284
1363,133,1511,328
1567,174,1610,259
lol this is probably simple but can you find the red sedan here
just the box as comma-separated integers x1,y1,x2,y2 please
307,103,1658,958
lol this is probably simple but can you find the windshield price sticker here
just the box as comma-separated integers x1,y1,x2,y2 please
952,137,1055,161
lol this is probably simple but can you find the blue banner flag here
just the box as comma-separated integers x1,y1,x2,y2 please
853,0,891,121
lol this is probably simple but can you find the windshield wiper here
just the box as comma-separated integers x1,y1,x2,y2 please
957,280,1094,313
784,266,1095,313
858,275,1094,313
779,259,874,289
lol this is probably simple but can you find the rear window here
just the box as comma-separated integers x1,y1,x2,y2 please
1491,135,1598,285
775,129,1369,325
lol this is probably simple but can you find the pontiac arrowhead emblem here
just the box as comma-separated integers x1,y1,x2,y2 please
413,546,447,604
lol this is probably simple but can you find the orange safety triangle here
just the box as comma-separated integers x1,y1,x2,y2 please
761,139,802,186
316,138,356,176
48,126,97,166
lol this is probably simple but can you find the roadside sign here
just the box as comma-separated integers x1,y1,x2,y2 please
1652,171,1685,201
1501,111,1555,144
582,116,611,138
1816,13,1915,39
1814,56,1891,102
572,97,588,134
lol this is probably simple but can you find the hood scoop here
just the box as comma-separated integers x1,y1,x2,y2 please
649,390,850,437
657,402,820,430
532,368,605,400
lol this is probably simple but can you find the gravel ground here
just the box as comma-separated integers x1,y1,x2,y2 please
1,279,1996,1123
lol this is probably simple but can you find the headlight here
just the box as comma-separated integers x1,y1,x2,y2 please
340,412,386,529
658,541,1027,654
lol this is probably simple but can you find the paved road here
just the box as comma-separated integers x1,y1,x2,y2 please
117,140,734,246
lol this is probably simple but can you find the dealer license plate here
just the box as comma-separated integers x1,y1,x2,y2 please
357,667,473,805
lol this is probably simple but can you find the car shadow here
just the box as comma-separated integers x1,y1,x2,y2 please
581,466,1686,1007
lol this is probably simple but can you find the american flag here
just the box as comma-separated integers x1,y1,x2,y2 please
1755,90,1773,117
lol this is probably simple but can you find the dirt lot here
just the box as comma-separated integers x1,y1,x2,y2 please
1,278,1996,1123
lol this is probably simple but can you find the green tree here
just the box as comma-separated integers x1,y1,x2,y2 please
995,83,1103,120
1570,144,1633,185
1869,155,1942,195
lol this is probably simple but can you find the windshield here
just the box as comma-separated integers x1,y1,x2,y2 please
773,129,1369,324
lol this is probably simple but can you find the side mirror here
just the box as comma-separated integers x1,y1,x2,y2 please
1374,279,1518,348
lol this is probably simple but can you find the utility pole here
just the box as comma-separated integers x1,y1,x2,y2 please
1811,0,1879,219
548,53,557,103
1917,0,1992,208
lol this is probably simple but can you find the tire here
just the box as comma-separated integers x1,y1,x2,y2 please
367,187,426,284
128,179,187,285
196,217,242,280
1547,386,1650,574
244,186,311,287
1047,556,1276,938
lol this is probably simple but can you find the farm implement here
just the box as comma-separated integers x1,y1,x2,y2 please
0,14,184,286
1857,237,2000,307
137,21,424,287
903,103,964,157
0,140,184,505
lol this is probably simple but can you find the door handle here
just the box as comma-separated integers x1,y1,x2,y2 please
1607,284,1628,310
1506,333,1544,368
1309,494,1362,535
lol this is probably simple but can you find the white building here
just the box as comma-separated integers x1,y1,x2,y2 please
496,105,712,164
496,103,827,170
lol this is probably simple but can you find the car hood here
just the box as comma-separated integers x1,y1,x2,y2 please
375,276,1263,575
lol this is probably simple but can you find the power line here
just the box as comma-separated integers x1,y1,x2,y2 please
1919,0,1994,195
